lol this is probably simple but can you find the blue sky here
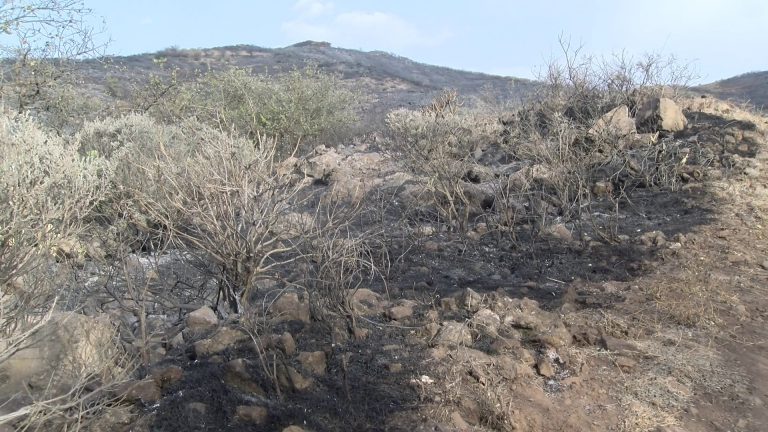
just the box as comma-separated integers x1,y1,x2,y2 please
87,0,767,83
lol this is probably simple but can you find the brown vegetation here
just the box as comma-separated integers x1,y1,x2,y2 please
1,11,768,431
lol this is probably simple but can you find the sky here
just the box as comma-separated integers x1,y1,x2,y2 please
85,0,767,84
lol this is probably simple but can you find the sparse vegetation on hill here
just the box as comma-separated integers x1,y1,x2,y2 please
696,71,768,109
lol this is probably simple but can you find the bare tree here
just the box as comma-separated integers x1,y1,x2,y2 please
0,0,107,113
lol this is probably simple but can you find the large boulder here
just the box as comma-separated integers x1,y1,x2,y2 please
434,321,473,347
193,327,248,357
588,105,637,138
269,292,311,324
186,306,218,331
300,145,343,180
498,298,571,348
0,313,124,416
635,97,687,133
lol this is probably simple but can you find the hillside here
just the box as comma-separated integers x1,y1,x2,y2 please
79,41,538,117
696,71,768,109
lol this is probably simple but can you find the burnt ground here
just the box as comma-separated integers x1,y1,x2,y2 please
99,100,768,432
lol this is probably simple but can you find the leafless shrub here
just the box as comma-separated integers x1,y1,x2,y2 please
385,91,502,232
0,0,107,118
303,193,390,327
536,36,696,127
496,38,698,241
126,124,309,314
421,89,461,118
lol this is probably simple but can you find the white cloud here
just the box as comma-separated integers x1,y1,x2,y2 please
282,3,451,51
293,0,334,17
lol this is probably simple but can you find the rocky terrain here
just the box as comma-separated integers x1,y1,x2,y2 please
1,42,768,432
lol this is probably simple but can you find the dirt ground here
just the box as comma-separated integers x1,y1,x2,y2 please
91,100,768,432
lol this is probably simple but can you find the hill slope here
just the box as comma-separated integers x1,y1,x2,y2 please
80,41,537,116
696,71,768,109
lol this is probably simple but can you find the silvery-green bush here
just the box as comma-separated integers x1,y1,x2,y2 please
0,110,107,332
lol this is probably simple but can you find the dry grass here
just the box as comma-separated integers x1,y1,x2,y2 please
644,260,738,329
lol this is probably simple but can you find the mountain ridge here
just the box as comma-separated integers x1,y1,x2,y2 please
77,41,766,114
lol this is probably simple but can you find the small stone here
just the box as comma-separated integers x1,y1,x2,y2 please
536,358,556,378
278,332,297,356
186,306,217,331
187,402,208,415
235,405,268,424
387,363,403,373
462,288,484,312
387,305,414,321
151,365,184,389
760,260,768,270
435,321,472,347
440,297,457,312
450,411,471,430
224,359,265,396
194,327,248,357
298,351,327,376
271,292,311,323
614,356,637,372
118,379,161,404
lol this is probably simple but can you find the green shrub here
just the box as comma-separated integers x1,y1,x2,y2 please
151,65,360,156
